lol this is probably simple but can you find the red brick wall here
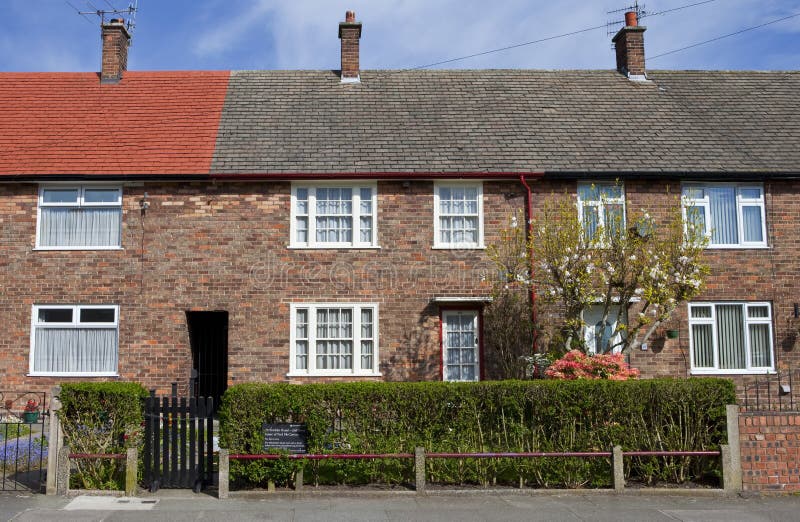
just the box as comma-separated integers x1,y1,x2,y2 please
1,178,798,395
739,412,800,492
0,180,519,395
529,179,800,388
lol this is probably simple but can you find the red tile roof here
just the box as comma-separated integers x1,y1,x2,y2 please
0,71,229,176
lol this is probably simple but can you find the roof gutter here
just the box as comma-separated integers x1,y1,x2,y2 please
208,172,545,181
0,172,545,183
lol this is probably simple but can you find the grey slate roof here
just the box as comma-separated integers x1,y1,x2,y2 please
211,69,800,176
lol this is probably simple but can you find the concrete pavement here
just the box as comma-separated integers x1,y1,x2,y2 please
3,490,800,521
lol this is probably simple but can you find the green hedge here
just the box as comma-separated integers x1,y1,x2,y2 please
219,379,735,489
58,382,148,490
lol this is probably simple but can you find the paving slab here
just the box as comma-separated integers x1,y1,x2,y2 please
4,490,800,521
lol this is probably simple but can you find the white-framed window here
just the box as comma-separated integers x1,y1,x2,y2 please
433,182,484,248
582,305,625,355
290,183,378,248
36,186,123,249
681,183,766,248
29,304,119,376
442,310,480,382
688,302,774,374
577,183,625,242
289,303,380,376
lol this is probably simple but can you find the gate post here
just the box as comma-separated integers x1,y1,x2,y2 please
46,386,63,495
218,449,229,499
56,444,70,496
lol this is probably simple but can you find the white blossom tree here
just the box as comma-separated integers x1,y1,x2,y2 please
489,191,709,355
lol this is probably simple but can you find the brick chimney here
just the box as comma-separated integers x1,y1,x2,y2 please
612,11,646,81
338,10,362,83
101,19,130,84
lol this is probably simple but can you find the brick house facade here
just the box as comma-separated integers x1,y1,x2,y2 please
1,12,798,399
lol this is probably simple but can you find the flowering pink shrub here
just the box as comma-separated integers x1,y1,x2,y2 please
544,350,639,380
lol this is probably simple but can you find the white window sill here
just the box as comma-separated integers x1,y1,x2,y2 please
33,247,124,251
286,372,382,378
287,245,381,250
704,245,769,250
432,245,486,250
28,372,119,377
691,370,776,376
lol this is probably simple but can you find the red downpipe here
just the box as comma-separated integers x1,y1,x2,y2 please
519,175,538,355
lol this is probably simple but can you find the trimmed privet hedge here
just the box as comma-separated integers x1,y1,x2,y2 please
58,382,148,490
219,379,735,489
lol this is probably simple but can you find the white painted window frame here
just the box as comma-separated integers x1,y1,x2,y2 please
35,184,123,250
433,181,485,249
288,303,381,377
681,183,767,249
289,182,379,249
688,301,775,375
29,304,120,377
576,182,626,243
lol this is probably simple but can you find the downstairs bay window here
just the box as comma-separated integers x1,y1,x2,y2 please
289,303,379,376
30,305,119,376
689,302,774,374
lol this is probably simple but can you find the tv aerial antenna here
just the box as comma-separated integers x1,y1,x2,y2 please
606,1,647,36
66,0,139,41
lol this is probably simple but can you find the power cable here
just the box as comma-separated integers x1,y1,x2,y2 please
649,11,800,61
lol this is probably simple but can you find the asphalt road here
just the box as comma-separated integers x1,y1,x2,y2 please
3,490,800,521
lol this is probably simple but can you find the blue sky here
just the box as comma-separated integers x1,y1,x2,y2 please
0,0,798,72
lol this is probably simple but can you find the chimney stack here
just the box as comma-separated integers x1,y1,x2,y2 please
612,11,646,81
338,10,362,83
101,18,130,84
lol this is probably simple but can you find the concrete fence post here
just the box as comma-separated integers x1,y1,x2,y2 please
125,448,138,497
415,447,426,493
612,445,624,492
725,404,743,493
721,443,742,494
294,467,304,491
56,444,70,496
46,386,63,495
218,449,229,499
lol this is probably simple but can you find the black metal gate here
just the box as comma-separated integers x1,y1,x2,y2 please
144,387,214,492
1,391,47,492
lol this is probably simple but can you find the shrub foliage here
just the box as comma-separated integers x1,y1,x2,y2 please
58,382,148,490
220,379,735,489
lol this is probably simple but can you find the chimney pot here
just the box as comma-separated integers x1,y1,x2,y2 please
100,20,131,84
338,10,362,83
624,11,637,27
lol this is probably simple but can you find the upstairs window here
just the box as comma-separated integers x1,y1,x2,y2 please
577,183,625,242
290,184,377,248
37,186,122,249
682,184,766,247
30,305,119,376
689,302,773,374
434,182,484,248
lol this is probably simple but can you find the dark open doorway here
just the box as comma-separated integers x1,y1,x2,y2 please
186,311,228,409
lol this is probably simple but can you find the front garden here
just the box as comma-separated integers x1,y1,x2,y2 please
56,378,735,491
